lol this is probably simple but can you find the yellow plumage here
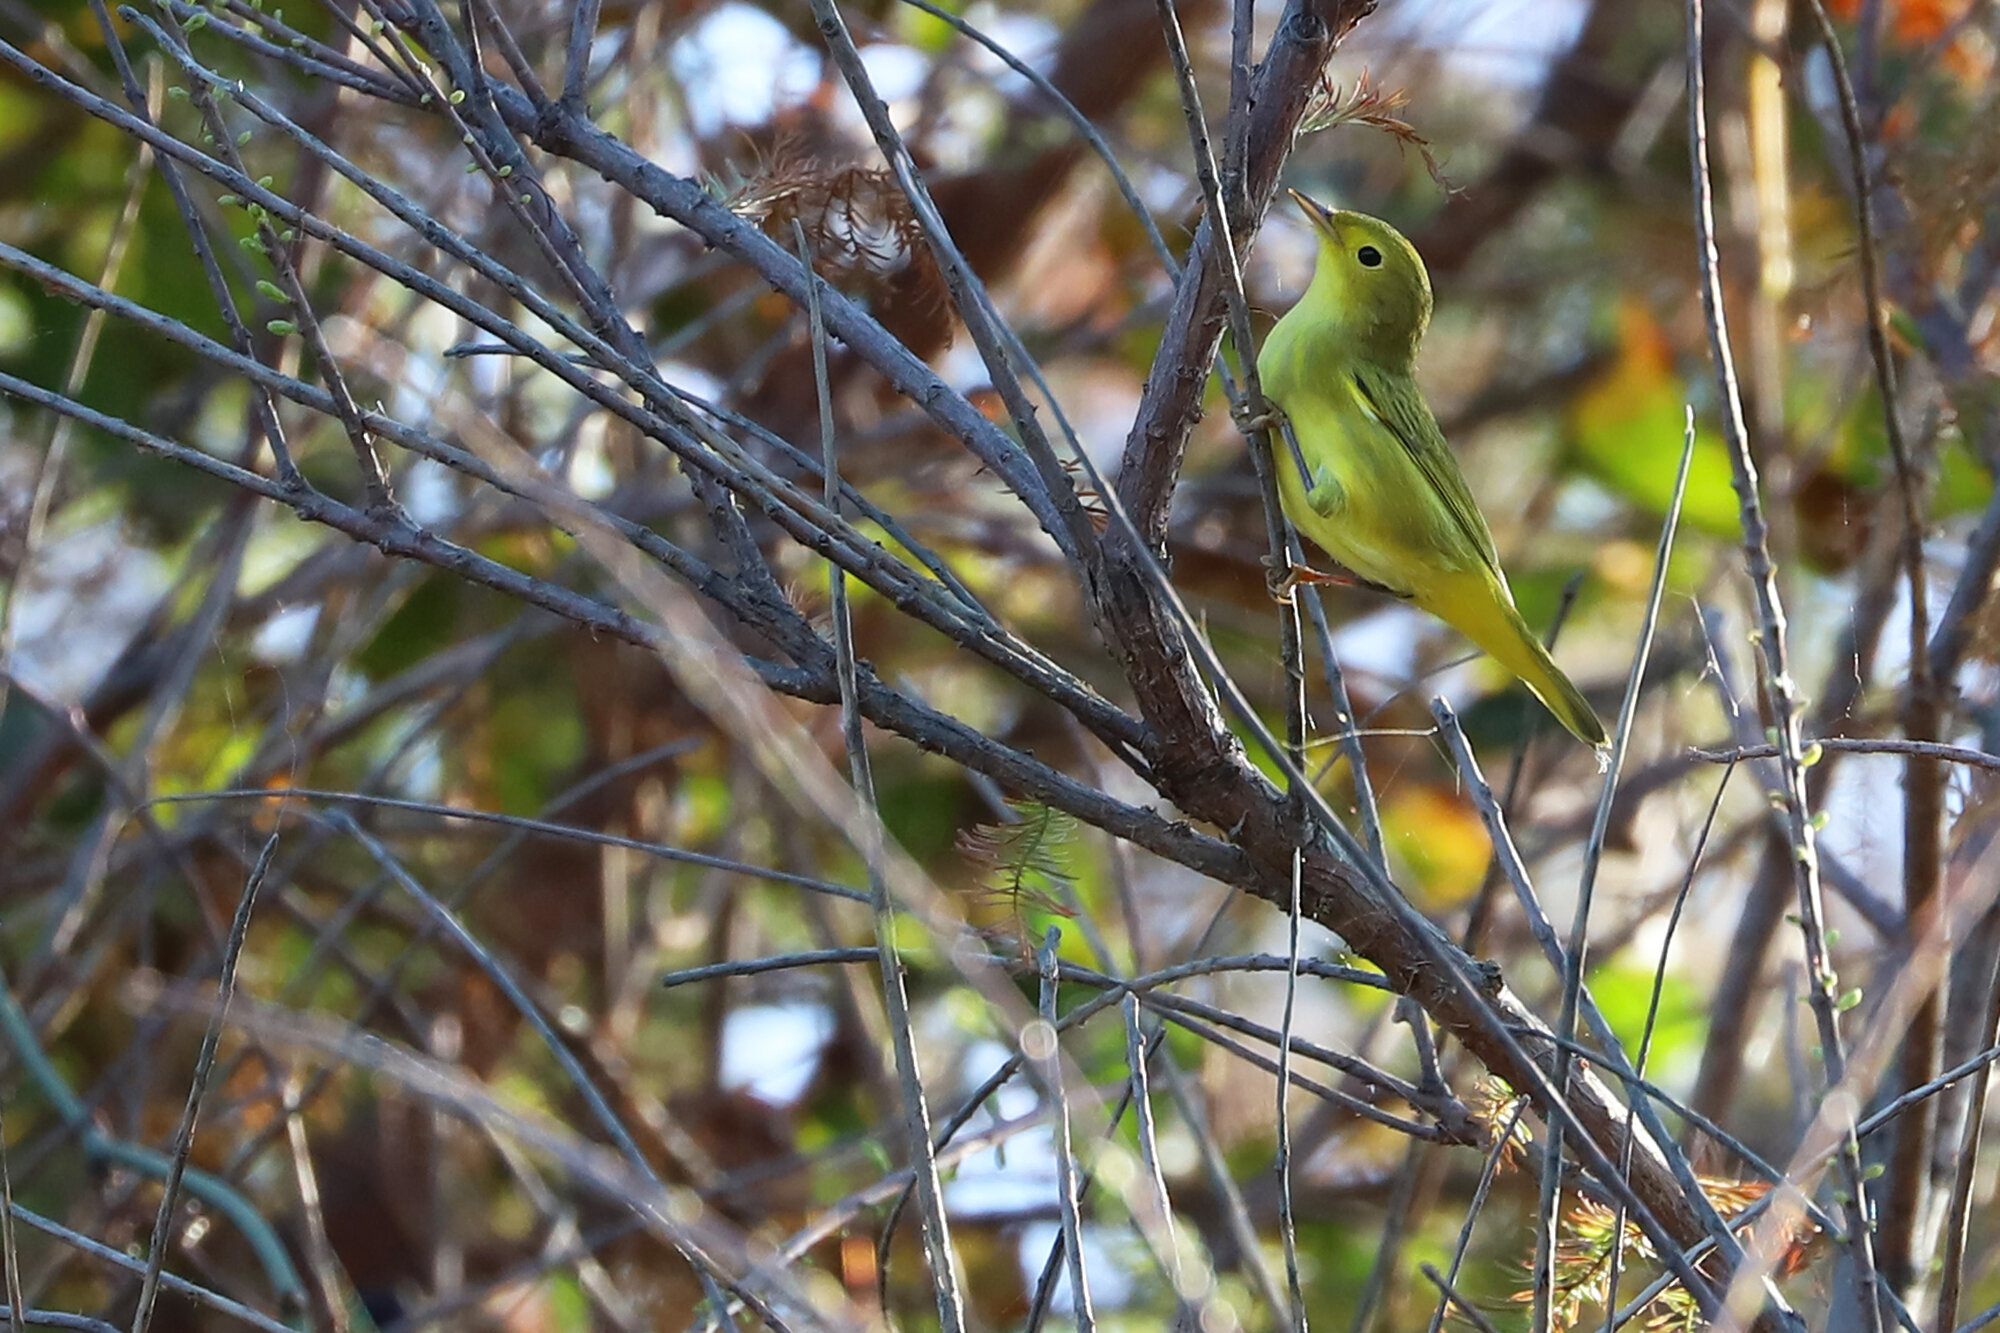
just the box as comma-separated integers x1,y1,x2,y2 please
1257,192,1607,749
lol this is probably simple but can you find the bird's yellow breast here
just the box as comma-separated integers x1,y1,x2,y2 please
1258,315,1474,600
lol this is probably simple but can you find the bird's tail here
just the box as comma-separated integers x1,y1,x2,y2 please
1428,574,1608,749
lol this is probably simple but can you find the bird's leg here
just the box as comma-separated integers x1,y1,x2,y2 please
1262,557,1350,604
1232,398,1289,437
1260,556,1411,605
1304,466,1346,518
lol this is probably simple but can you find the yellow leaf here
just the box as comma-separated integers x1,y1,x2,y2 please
1381,785,1490,909
1569,301,1742,536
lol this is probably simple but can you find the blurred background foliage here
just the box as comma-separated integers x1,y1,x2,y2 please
1,0,1998,1329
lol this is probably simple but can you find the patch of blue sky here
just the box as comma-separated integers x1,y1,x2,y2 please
389,344,449,429
1809,570,1933,904
1815,750,1904,922
400,458,462,526
720,1001,835,1104
934,338,992,400
1328,603,1426,690
667,2,1073,151
252,602,321,663
1065,374,1141,472
386,724,446,802
7,520,168,699
1363,0,1591,86
860,42,929,105
1135,160,1193,214
953,5,1058,97
1016,1220,1138,1312
561,415,617,502
945,1039,1060,1215
667,0,1586,147
669,4,822,139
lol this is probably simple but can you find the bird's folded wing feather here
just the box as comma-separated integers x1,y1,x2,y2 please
1350,366,1501,573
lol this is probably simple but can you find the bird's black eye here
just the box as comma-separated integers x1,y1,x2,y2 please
1356,245,1383,268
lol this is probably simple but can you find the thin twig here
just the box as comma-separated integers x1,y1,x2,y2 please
326,812,655,1175
1803,1,1943,1293
130,832,283,1333
1153,2,1322,1320
890,0,1181,281
1686,737,2000,773
1037,930,1097,1333
1424,1100,1528,1333
1299,588,1387,868
1433,700,1770,1318
1160,1056,1294,1316
561,0,602,108
798,216,968,1333
1937,926,2000,1331
7,1203,289,1333
0,974,303,1305
1120,995,1190,1319
1544,412,1701,1333
1684,0,1882,1322
1421,1263,1505,1333
805,0,1096,566
1605,758,1738,1333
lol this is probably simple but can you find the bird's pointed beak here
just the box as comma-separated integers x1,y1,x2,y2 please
1287,188,1344,248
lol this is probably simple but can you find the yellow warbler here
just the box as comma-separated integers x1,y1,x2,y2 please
1256,192,1607,748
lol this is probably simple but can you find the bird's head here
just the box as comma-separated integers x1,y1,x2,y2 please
1288,191,1432,366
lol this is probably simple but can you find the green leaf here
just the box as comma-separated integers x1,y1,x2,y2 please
1567,303,1744,536
1586,959,1704,1074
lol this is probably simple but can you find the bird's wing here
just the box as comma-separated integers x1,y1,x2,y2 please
1349,365,1502,573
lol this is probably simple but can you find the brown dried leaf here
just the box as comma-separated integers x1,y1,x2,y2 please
1300,70,1455,192
723,136,951,318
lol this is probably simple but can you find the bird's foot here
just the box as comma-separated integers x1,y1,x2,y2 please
1263,557,1346,604
1232,399,1288,437
1261,557,1410,604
